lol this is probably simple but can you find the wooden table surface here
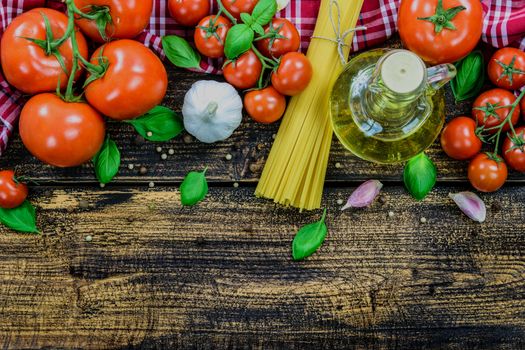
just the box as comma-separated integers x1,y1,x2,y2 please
1,45,525,349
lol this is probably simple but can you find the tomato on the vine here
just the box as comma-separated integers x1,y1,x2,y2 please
19,93,106,168
73,0,153,42
195,15,231,58
468,153,508,192
256,18,300,58
85,39,168,120
503,126,525,173
244,86,286,124
488,47,525,90
0,8,88,95
222,0,258,21
398,0,483,65
0,170,28,209
271,52,312,96
521,96,525,120
223,50,262,89
440,116,481,160
472,88,520,134
168,0,210,27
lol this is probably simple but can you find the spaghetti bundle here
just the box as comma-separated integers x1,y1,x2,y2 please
256,0,365,210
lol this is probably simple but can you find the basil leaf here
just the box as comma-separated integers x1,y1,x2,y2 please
403,153,437,201
225,24,254,60
450,51,484,102
0,201,38,234
251,23,265,36
180,168,208,206
128,106,184,142
162,35,201,69
93,136,120,184
240,13,254,26
251,0,277,26
292,209,328,261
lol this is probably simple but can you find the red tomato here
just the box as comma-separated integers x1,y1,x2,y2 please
168,0,209,26
244,86,286,123
223,50,262,89
194,15,231,58
440,116,482,160
85,39,168,120
222,0,258,20
398,0,483,65
468,153,508,192
0,170,28,209
19,93,105,168
73,0,153,42
503,126,525,173
488,48,525,90
256,18,300,58
472,89,520,134
271,52,312,96
0,8,88,95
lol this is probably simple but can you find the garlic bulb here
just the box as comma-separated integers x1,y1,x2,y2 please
182,80,243,143
277,0,290,11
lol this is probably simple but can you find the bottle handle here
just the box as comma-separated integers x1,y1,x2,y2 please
426,64,457,94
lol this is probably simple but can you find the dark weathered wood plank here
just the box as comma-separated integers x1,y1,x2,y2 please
3,53,520,184
0,186,524,349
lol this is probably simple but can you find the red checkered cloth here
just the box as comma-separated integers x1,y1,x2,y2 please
1,0,524,156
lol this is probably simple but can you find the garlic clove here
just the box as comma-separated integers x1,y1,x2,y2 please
341,180,383,210
449,191,486,223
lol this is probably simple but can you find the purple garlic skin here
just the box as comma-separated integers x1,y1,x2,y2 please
342,180,383,210
449,191,486,223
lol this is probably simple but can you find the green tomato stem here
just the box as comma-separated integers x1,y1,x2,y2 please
216,0,238,25
491,88,525,156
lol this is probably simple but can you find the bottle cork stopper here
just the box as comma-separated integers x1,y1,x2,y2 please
380,51,425,94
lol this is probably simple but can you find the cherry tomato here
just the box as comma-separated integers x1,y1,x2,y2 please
194,15,231,58
223,50,262,89
502,126,525,173
85,39,168,121
271,52,312,96
0,8,88,95
19,93,105,168
244,86,286,124
0,170,28,209
73,0,153,42
256,18,300,58
488,48,525,90
398,0,483,65
222,0,258,21
168,0,209,27
468,153,508,192
472,89,520,134
440,117,481,160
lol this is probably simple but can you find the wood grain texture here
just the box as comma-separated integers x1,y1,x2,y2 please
2,46,520,184
0,186,524,349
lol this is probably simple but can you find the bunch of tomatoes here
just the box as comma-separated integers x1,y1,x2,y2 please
440,47,525,192
1,0,167,168
0,0,168,216
169,0,312,124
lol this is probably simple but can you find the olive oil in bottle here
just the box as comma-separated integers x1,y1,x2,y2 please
330,49,455,164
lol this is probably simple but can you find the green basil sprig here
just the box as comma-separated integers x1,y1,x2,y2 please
127,106,184,142
180,168,209,206
93,136,121,184
251,0,277,26
224,0,277,59
0,201,39,234
403,153,437,201
450,51,484,102
224,24,254,60
292,209,328,261
162,35,201,69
